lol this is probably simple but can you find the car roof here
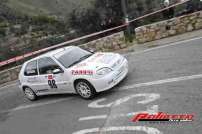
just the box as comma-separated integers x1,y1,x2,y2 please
24,46,77,64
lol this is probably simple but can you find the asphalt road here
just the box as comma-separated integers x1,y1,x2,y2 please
0,37,202,134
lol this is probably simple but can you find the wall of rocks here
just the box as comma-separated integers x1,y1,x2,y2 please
135,11,202,43
80,32,127,51
1,11,202,85
0,66,21,85
0,32,127,85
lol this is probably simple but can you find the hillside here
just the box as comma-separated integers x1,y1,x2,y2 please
0,0,191,64
7,0,94,17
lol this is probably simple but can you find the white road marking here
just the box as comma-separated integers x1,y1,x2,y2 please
88,93,160,108
79,115,107,121
76,37,202,134
10,98,67,112
126,36,202,56
121,74,202,90
88,98,113,108
73,126,162,134
114,93,160,106
79,105,158,121
1,37,202,91
88,98,112,108
0,83,17,90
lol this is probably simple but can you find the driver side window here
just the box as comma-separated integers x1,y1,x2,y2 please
38,57,62,75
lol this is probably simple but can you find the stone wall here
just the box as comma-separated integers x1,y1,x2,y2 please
1,10,202,85
0,32,127,85
135,11,202,43
80,32,127,51
0,66,21,85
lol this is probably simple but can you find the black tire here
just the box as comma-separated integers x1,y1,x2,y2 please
23,87,37,101
75,80,96,99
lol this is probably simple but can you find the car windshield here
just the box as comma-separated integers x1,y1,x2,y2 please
55,47,93,68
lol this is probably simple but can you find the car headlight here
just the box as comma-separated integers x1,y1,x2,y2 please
96,67,112,75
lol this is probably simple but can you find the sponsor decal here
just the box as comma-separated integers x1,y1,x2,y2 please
48,75,53,80
72,70,93,75
88,53,104,62
37,89,49,93
26,70,36,74
95,53,104,57
76,63,88,68
131,112,194,123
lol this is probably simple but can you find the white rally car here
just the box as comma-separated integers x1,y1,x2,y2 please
19,46,128,100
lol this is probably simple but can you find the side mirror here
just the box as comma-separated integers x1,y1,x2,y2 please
53,69,62,74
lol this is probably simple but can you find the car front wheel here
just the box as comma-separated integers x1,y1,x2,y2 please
75,80,96,99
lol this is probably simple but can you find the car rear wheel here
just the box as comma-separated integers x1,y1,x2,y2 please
75,80,96,99
23,87,37,101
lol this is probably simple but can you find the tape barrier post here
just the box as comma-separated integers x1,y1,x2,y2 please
129,0,190,23
0,0,190,68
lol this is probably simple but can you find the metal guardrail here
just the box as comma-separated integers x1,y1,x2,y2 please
0,0,190,68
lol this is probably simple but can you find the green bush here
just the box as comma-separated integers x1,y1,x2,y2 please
0,22,9,28
32,15,57,25
0,28,6,36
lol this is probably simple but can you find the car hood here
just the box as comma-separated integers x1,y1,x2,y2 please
71,52,122,71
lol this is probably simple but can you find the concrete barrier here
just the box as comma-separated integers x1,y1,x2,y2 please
135,11,202,43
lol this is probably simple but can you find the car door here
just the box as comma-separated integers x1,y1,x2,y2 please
37,57,69,93
23,60,41,92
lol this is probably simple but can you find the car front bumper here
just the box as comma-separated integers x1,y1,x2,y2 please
90,58,128,92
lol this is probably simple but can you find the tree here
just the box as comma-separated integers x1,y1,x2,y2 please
69,0,173,36
94,0,123,28
69,0,123,36
69,8,101,35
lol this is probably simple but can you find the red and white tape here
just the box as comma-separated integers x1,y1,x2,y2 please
0,0,190,67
